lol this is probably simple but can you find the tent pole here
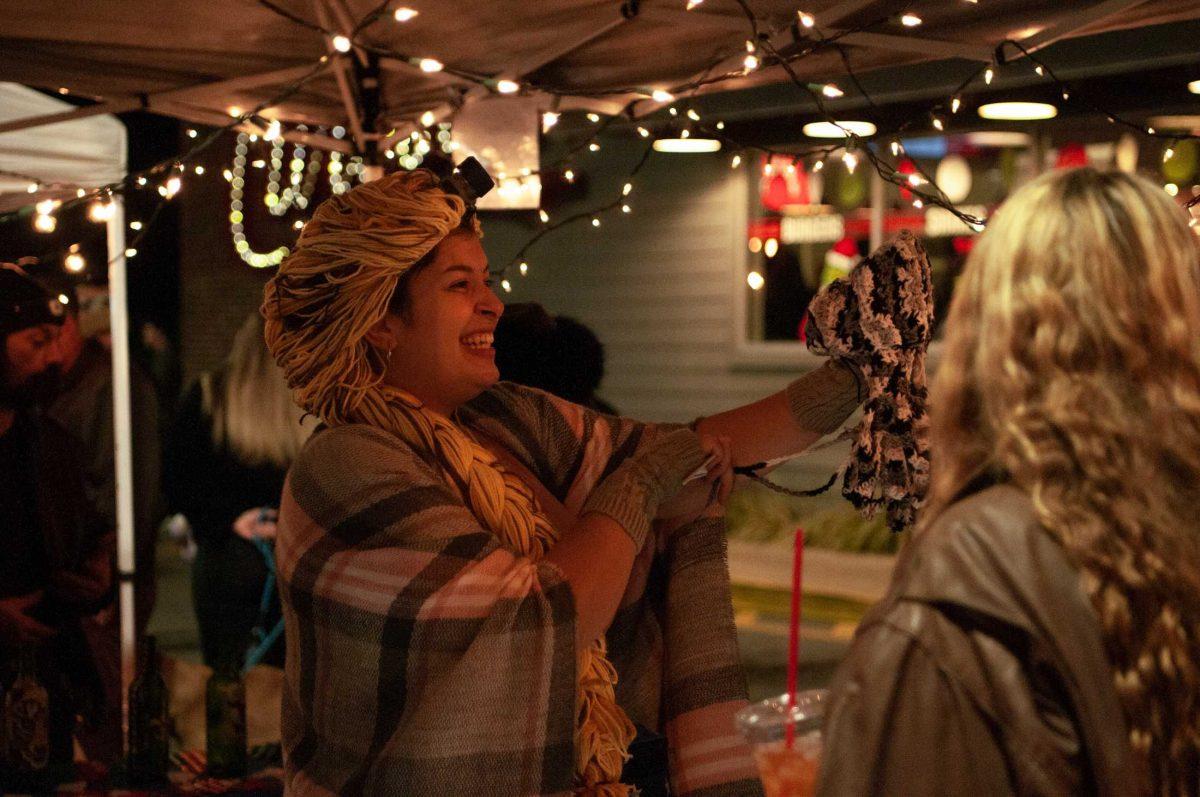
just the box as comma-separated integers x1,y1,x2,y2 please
105,196,137,756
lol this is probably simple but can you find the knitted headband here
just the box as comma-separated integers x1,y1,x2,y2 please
806,231,934,531
262,168,480,423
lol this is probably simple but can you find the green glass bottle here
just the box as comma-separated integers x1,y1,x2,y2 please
128,635,170,784
205,660,247,778
2,644,51,791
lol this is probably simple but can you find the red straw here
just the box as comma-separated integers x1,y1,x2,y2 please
785,527,805,749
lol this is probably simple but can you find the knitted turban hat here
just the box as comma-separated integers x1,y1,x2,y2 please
262,169,480,426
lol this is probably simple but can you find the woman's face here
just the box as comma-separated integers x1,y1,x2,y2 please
382,230,504,415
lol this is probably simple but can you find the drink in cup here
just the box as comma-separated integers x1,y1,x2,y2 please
735,688,826,797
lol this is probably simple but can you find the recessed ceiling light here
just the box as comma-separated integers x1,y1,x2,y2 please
977,101,1058,120
802,120,877,138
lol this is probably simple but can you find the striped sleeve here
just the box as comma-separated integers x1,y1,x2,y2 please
461,382,686,515
276,424,577,796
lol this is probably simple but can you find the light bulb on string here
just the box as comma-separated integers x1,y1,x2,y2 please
669,107,679,116
539,209,549,223
951,97,961,114
743,53,759,73
680,129,690,139
622,182,633,196
1061,88,1070,101
564,169,575,183
130,221,143,231
1164,145,1176,163
637,126,651,138
519,261,529,275
622,204,631,213
76,188,86,198
33,212,56,233
891,140,902,156
984,66,994,85
332,35,352,53
124,248,137,258
393,7,418,21
731,154,742,168
764,238,779,257
187,128,198,138
26,182,38,193
88,197,116,222
786,161,797,175
763,162,774,177
932,115,944,131
913,198,924,208
161,174,182,199
1147,126,1156,135
591,217,601,228
496,79,521,94
798,11,815,28
686,0,703,9
264,119,282,140
418,58,444,73
821,83,844,98
687,109,701,121
194,165,205,175
900,13,922,26
1034,65,1044,76
842,150,858,173
542,112,560,132
64,247,86,274
651,89,675,103
589,142,600,152
716,121,725,130
500,278,512,293
747,271,765,290
812,158,824,172
293,220,305,230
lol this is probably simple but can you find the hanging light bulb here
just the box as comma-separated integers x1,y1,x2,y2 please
33,212,56,233
500,278,512,293
162,175,182,199
891,140,902,156
821,83,844,98
764,238,779,257
1164,147,1176,162
586,112,601,123
539,209,549,223
651,89,675,103
686,0,704,8
716,121,725,130
731,154,742,168
1061,88,1070,100
812,159,824,172
747,271,765,290
951,97,962,114
798,11,815,28
332,35,352,53
622,182,633,196
900,13,922,26
26,182,38,193
687,109,701,121
564,169,575,183
907,173,926,187
984,67,994,85
88,198,116,222
591,217,601,228
621,204,631,213
519,261,529,275
393,7,418,21
932,115,944,131
64,249,87,274
913,198,924,208
496,79,520,94
542,111,560,132
842,151,858,173
1034,65,1044,76
589,142,600,152
130,220,143,231
418,58,444,72
637,126,651,138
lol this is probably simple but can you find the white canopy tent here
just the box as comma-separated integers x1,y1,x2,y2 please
0,82,138,742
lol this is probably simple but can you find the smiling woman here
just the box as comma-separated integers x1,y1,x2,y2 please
260,166,869,796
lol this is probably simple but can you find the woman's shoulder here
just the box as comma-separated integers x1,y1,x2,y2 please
292,423,438,485
892,484,1087,636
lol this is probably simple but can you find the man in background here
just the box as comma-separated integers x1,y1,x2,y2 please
0,266,114,780
38,275,163,763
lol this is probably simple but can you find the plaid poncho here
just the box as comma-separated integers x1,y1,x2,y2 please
275,382,762,795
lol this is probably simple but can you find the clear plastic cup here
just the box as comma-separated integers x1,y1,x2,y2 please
735,689,827,797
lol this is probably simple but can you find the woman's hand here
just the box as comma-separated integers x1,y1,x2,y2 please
233,507,278,541
656,432,734,522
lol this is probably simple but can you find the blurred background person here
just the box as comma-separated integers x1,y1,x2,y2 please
0,266,114,781
164,311,315,671
494,301,618,414
818,168,1200,795
36,276,163,762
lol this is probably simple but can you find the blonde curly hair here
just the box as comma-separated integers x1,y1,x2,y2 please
925,167,1200,794
262,169,635,793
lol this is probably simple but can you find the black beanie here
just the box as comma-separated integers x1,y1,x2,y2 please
0,266,67,339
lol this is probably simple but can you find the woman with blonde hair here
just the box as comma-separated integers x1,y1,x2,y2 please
257,160,906,794
164,310,315,669
818,167,1200,796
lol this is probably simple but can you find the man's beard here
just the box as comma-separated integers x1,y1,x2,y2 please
0,365,62,410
